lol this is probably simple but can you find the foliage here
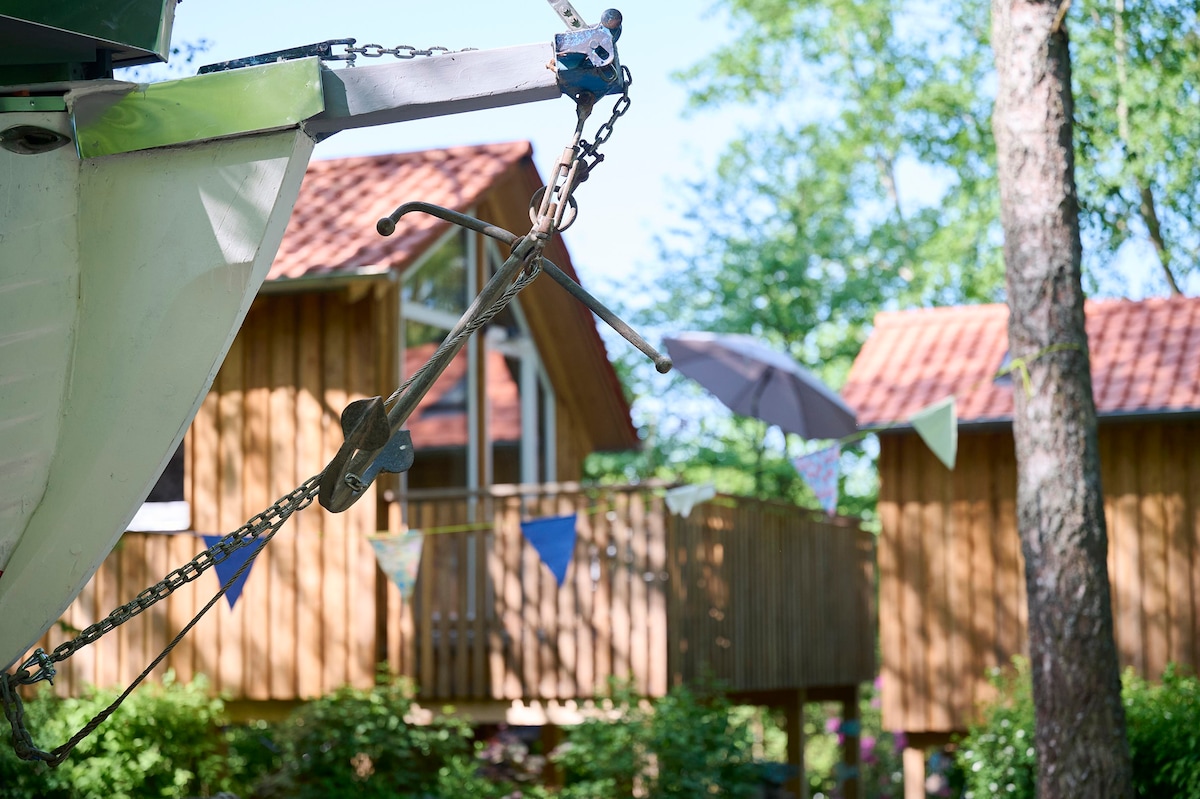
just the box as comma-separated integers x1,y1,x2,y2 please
957,659,1200,798
588,0,1005,511
553,680,764,798
589,0,1200,512
261,678,509,799
115,39,212,83
0,672,251,799
0,684,72,799
1073,0,1200,294
1123,664,1200,798
803,680,908,799
3,674,783,799
957,660,1038,799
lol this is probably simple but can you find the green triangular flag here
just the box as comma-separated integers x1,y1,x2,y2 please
910,396,957,469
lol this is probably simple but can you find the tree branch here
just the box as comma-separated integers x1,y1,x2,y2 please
1139,184,1183,294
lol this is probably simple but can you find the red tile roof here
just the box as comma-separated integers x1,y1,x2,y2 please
404,343,522,449
842,297,1200,427
269,141,532,281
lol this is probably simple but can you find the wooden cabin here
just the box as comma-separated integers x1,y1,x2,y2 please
25,143,876,798
841,297,1200,798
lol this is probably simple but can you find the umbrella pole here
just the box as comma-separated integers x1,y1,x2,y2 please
750,375,772,497
755,419,769,497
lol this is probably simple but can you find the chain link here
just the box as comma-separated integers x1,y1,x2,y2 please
26,476,321,671
576,66,633,181
339,43,475,65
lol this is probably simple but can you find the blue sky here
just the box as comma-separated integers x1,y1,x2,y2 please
165,0,752,293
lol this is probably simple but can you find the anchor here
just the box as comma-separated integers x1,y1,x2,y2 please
317,12,671,512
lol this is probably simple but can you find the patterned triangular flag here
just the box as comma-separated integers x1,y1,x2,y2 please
202,535,267,610
910,395,958,469
370,530,425,602
793,444,841,515
664,483,716,518
520,514,577,586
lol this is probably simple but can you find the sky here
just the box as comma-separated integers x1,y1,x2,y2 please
163,0,751,298
160,1,1189,313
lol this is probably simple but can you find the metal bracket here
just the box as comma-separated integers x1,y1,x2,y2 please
198,39,355,74
555,9,626,99
318,397,414,513
546,0,591,29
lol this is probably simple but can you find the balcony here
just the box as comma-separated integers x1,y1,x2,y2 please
35,484,876,709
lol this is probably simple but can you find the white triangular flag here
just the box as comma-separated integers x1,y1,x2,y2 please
370,530,425,601
665,483,716,518
793,444,841,515
909,396,957,470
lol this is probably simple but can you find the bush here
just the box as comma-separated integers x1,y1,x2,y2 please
956,660,1037,799
260,677,517,799
957,659,1200,799
0,683,73,799
0,672,252,799
1124,664,1200,798
4,674,783,798
810,679,908,799
553,680,762,798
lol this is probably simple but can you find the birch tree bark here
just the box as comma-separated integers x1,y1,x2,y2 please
991,1,1133,796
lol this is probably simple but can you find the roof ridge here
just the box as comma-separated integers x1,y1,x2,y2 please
847,294,1200,426
308,140,533,167
873,303,1008,326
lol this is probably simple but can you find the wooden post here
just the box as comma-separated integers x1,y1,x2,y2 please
784,688,809,799
540,723,563,788
903,744,925,799
840,685,861,799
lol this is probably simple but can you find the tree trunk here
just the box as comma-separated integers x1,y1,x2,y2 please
990,2,1134,797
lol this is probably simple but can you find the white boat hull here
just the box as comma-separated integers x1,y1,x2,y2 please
0,111,313,669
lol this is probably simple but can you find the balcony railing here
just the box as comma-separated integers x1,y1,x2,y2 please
32,483,875,704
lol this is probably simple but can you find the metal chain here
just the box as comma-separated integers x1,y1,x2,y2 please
1,475,321,764
339,42,476,65
31,476,320,673
575,66,633,181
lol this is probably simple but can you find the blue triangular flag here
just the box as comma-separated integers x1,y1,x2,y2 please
203,535,267,609
519,514,577,586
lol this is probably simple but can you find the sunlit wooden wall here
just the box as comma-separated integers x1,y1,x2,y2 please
878,420,1200,734
37,487,876,707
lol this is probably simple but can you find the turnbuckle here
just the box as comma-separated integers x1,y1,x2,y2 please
11,648,56,687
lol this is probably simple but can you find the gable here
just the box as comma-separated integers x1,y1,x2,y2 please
843,296,1200,428
264,141,637,453
270,141,531,281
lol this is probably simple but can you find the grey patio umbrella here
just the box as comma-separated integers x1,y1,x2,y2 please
662,332,858,440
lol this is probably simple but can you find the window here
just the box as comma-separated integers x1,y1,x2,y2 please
398,226,557,490
128,441,190,532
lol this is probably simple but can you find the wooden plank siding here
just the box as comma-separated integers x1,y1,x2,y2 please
32,291,386,699
668,498,876,691
877,420,1200,735
26,265,873,708
34,485,875,706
